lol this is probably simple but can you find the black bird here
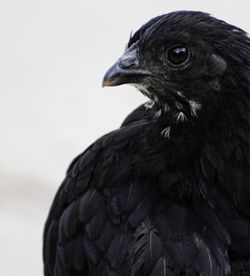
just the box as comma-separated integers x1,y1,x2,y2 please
43,11,250,275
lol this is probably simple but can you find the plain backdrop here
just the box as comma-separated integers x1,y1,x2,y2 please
1,1,250,275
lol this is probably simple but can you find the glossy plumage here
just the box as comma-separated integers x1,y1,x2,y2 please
44,11,250,275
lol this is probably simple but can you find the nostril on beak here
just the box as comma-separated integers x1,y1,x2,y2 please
119,57,139,69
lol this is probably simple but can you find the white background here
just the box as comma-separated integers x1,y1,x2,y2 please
1,1,250,275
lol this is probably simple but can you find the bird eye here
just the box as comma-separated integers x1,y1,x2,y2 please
167,46,190,66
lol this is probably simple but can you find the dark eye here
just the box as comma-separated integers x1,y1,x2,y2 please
167,46,190,66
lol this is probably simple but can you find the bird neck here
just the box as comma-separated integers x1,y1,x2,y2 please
147,86,250,204
153,85,250,146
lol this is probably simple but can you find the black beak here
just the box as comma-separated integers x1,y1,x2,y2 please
102,46,151,87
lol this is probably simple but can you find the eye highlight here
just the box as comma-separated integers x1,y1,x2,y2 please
167,46,190,66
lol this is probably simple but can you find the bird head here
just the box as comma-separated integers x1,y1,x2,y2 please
103,11,250,119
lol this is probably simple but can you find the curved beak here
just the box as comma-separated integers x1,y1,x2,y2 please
102,46,151,87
